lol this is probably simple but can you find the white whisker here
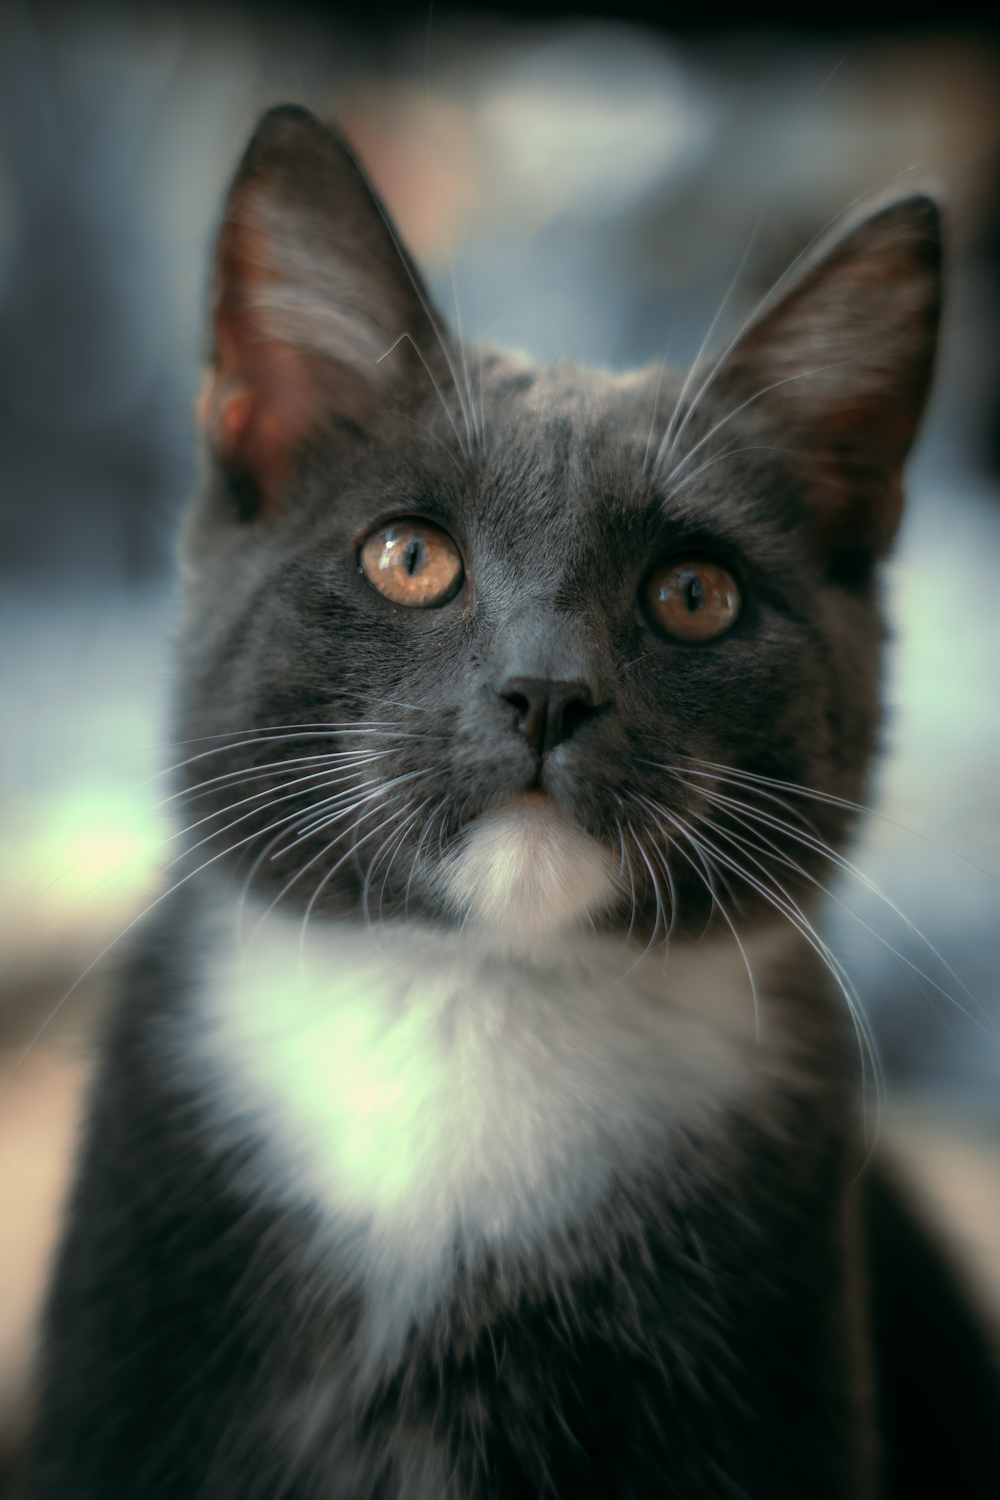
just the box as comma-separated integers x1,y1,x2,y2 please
377,330,470,460
637,795,759,1033
678,777,1000,1045
404,797,448,918
669,810,883,1139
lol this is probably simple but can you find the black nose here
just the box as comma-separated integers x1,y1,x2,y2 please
498,677,597,755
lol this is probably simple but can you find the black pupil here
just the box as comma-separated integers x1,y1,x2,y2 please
683,572,704,612
403,537,425,576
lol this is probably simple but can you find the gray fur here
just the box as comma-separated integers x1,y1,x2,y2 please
29,106,1000,1500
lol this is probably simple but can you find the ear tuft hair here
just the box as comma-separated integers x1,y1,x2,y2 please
720,195,942,567
199,106,447,518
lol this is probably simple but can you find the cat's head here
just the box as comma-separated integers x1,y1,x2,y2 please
176,104,940,947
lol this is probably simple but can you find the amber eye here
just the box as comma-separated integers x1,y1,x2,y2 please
645,558,741,641
358,519,464,607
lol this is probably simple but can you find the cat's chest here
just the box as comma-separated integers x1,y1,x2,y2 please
185,905,803,1370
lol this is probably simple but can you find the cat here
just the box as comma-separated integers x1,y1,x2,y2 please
27,104,1000,1499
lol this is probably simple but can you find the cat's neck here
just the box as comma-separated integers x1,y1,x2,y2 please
176,892,827,1380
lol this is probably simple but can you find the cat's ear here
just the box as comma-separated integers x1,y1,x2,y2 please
719,196,941,573
199,104,446,518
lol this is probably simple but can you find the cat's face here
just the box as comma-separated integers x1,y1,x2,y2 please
175,106,940,946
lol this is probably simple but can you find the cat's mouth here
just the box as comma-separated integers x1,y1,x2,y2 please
434,791,620,939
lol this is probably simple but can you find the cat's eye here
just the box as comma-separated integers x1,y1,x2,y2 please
644,558,741,640
358,519,464,608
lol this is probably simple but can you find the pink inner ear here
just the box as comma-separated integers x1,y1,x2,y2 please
798,391,920,555
202,210,328,517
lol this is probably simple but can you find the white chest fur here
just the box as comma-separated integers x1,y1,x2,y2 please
187,906,802,1376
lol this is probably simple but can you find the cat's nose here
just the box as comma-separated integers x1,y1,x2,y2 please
497,678,597,755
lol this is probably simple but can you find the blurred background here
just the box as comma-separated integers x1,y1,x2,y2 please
2,0,1000,1484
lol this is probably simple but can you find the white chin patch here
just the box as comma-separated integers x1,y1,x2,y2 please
436,795,619,939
